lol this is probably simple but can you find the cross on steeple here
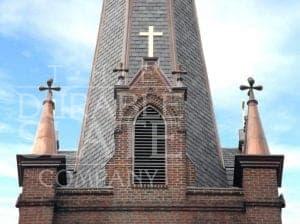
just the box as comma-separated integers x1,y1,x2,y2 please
139,26,163,57
39,79,61,102
113,62,129,73
240,77,263,102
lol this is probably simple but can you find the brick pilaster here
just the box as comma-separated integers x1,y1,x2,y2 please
234,155,284,224
16,155,66,224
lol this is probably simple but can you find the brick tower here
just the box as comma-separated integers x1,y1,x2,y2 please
16,1,285,223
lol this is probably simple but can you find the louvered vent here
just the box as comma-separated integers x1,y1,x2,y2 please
134,107,166,186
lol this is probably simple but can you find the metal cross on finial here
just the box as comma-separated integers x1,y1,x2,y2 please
39,79,61,101
113,62,129,73
240,77,263,102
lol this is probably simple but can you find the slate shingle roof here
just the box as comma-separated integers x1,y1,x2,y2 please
222,148,240,186
57,151,76,186
59,151,76,171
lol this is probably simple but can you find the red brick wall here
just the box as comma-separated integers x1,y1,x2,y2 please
243,168,279,201
106,66,193,203
17,66,283,223
22,168,56,198
19,207,54,224
54,211,244,224
48,157,283,224
243,168,282,224
18,167,56,224
53,187,245,223
246,207,282,224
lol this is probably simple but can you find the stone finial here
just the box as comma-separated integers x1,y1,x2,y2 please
32,79,60,155
113,62,129,85
172,64,187,87
240,77,270,155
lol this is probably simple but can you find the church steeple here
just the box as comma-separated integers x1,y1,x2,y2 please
76,0,227,187
15,1,286,223
32,79,60,155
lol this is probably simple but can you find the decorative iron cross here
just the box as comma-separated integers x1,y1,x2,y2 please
113,62,129,73
139,26,163,57
240,77,263,101
39,79,61,100
172,64,187,75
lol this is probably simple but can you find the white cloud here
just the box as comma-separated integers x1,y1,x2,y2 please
196,0,300,106
0,207,18,224
0,0,100,46
0,88,15,103
0,122,14,134
281,184,300,224
0,143,31,179
1,0,298,97
0,198,18,224
271,143,299,224
1,0,297,96
283,202,300,224
0,0,101,71
0,70,15,104
271,144,300,170
264,108,299,140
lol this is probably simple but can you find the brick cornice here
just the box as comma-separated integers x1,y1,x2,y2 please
186,187,244,196
56,187,114,196
233,155,284,187
245,199,285,208
16,154,67,187
16,195,55,208
55,203,245,212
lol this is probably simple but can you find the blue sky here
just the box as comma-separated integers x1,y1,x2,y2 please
0,0,299,223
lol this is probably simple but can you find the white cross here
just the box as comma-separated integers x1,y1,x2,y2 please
139,26,163,57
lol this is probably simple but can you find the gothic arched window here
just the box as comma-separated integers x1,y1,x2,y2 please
134,106,166,185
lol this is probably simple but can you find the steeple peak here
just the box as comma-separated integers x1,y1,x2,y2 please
240,77,270,155
31,79,60,155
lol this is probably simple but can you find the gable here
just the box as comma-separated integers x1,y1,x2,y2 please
128,65,172,92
